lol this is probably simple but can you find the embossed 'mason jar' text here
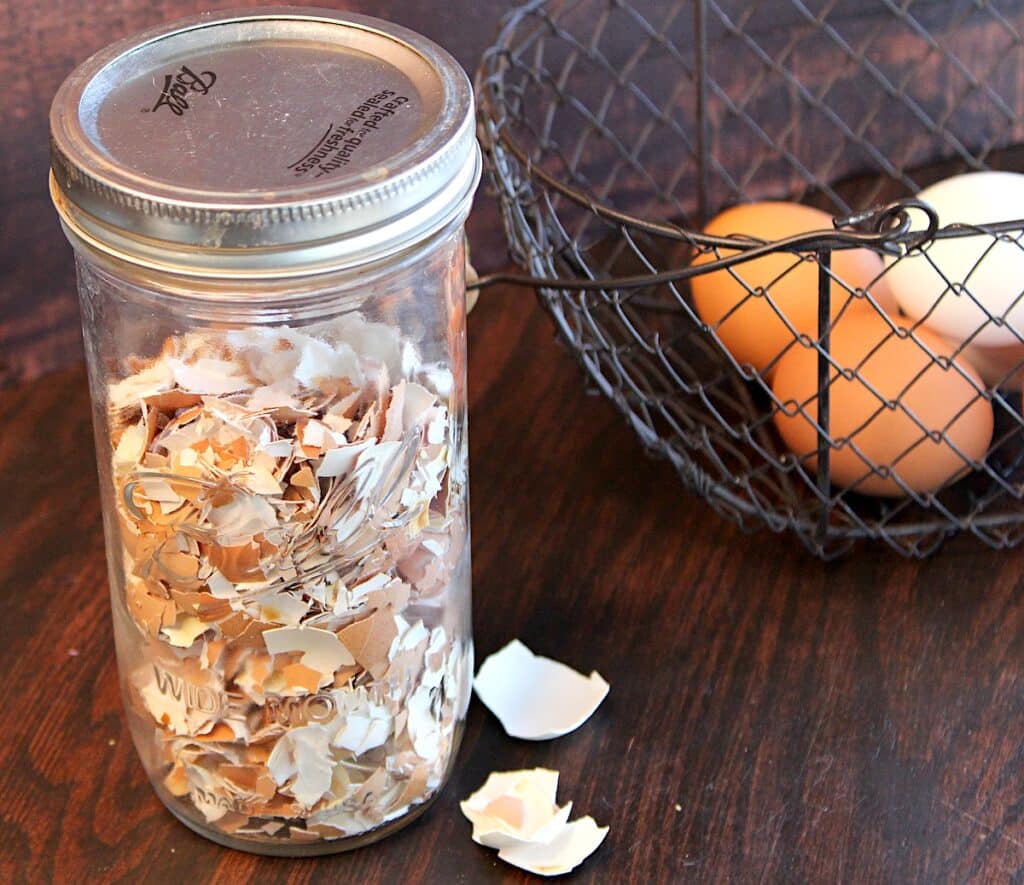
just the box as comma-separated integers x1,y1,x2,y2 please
150,663,363,727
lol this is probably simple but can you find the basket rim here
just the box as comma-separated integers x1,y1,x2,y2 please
474,0,1024,262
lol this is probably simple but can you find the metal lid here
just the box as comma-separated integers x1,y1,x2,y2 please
49,7,480,277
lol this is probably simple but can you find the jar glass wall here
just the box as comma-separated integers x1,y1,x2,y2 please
71,223,473,855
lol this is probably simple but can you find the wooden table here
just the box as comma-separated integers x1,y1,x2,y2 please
2,288,1023,883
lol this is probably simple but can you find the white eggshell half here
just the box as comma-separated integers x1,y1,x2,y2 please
885,171,1024,347
473,640,609,740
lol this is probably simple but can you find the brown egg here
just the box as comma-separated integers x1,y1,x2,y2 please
691,202,895,377
772,309,993,497
959,339,1024,391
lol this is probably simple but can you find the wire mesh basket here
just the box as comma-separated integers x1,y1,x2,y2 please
475,0,1024,558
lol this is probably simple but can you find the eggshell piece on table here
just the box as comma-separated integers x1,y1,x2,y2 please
497,816,609,877
691,201,895,377
772,309,993,496
473,639,609,740
460,769,572,850
886,171,1024,348
460,769,609,877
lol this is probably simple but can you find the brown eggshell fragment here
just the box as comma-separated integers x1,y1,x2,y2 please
207,541,265,582
164,763,190,797
283,662,323,693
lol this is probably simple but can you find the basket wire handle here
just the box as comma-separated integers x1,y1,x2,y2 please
468,197,939,292
815,250,832,545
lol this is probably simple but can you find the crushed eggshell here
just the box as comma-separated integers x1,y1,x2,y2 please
461,769,608,877
460,769,572,850
160,614,212,649
107,320,469,847
473,640,609,740
266,724,334,808
263,626,355,675
498,815,609,877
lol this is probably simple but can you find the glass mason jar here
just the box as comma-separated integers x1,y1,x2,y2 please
49,9,479,855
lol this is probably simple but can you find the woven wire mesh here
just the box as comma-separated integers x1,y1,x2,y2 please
476,0,1024,558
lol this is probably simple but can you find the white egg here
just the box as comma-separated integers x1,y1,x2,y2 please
886,171,1024,347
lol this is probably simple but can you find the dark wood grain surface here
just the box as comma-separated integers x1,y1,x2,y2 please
3,287,1024,883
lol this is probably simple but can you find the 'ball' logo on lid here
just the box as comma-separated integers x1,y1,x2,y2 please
147,64,216,116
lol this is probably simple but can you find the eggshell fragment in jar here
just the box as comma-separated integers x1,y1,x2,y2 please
263,626,355,676
772,309,993,496
884,172,1024,348
691,202,895,377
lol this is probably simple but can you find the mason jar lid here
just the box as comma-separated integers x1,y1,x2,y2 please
49,7,480,278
